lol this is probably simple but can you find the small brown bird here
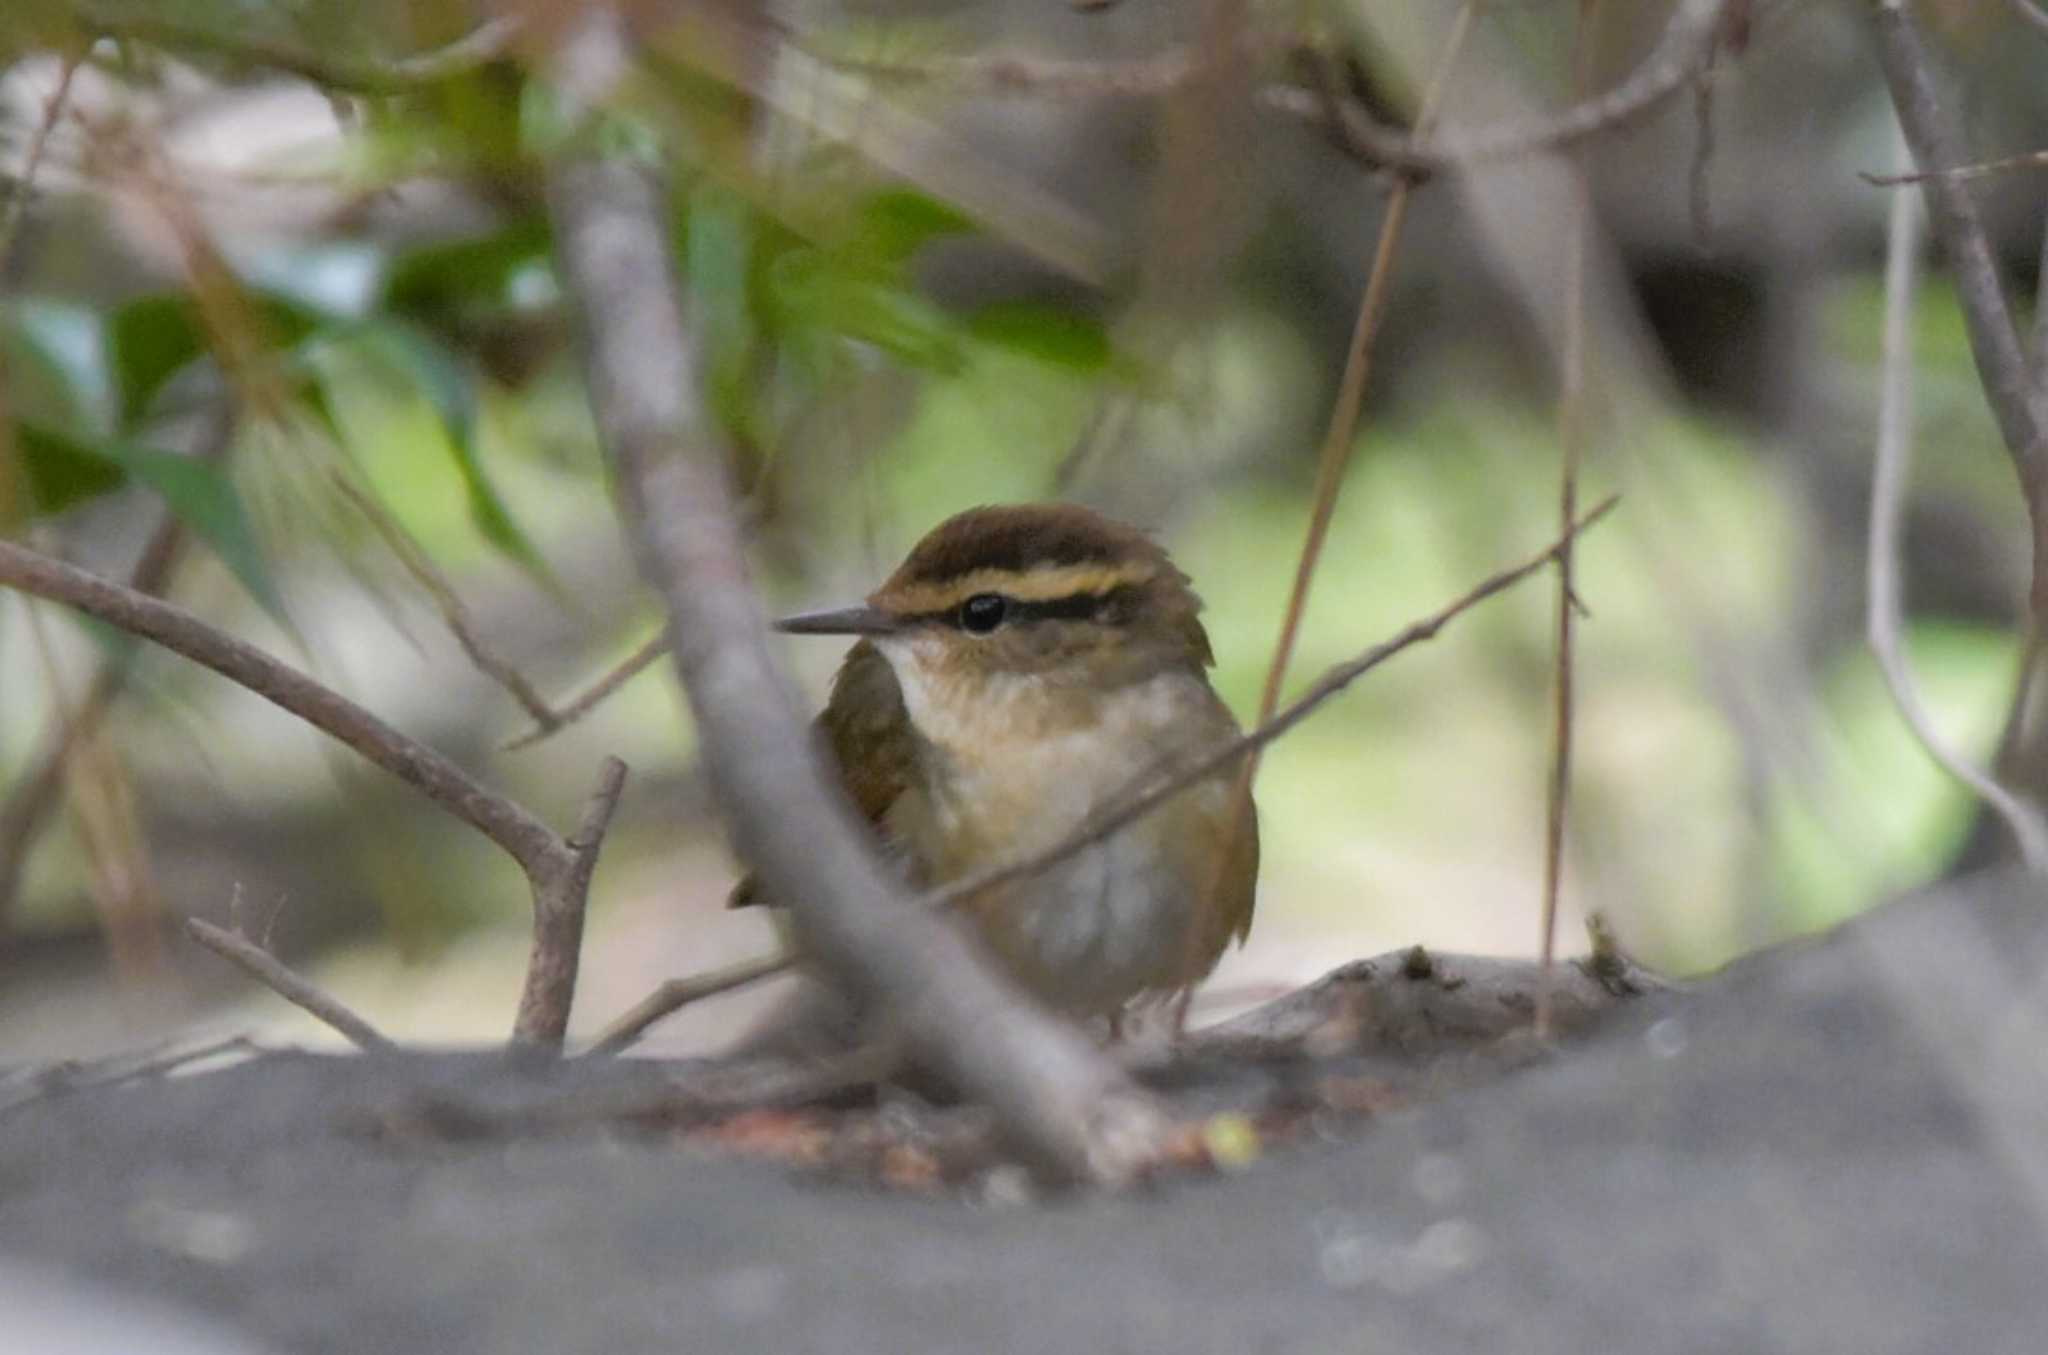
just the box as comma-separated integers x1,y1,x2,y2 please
733,502,1258,1030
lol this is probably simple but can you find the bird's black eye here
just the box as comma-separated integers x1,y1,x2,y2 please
959,593,1008,634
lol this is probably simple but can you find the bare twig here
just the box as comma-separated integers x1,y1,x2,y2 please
1265,0,1730,173
1537,0,1601,1040
1866,132,2048,874
817,0,1724,176
1246,1,1476,787
0,50,83,270
0,1034,259,1119
591,951,796,1056
185,918,393,1051
0,539,616,1051
504,627,670,751
1871,0,2048,620
930,498,1620,915
1862,148,2048,188
514,757,629,1047
545,8,1171,1186
334,478,561,735
0,540,559,864
74,8,524,95
1200,9,1479,1013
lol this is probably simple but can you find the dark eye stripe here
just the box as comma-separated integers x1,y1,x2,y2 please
913,586,1134,630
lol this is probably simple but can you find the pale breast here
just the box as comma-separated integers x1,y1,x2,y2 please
882,663,1253,1015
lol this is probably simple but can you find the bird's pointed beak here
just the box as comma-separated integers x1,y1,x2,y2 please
775,603,902,636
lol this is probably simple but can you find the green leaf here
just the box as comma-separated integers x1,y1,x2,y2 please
381,220,554,322
1,300,106,433
966,302,1113,373
684,183,762,440
14,420,125,512
355,321,551,582
109,290,331,429
769,250,962,372
13,420,283,617
840,188,976,267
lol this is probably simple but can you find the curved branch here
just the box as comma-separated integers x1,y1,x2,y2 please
1865,131,2048,875
1271,0,1732,172
0,540,561,870
0,538,619,1050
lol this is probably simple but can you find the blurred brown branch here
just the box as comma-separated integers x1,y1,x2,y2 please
544,8,1170,1186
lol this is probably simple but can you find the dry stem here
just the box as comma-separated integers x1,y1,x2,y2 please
591,952,796,1056
185,918,393,1051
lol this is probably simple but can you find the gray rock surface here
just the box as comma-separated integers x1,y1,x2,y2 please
3,868,2044,1355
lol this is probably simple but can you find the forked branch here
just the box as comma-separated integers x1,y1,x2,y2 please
0,539,622,1051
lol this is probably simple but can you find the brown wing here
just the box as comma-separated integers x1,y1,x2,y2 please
727,640,913,908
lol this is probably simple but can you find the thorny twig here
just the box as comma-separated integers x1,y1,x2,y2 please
185,918,394,1051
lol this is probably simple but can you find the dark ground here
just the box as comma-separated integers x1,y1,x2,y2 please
3,867,2045,1355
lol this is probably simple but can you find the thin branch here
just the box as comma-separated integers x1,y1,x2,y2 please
1263,0,1730,173
334,478,562,736
0,538,617,1052
1537,0,1601,1041
590,951,796,1056
2011,0,2048,40
75,9,524,95
0,539,561,869
1866,131,2048,874
1862,148,2048,188
0,50,83,270
1871,0,2048,621
185,918,393,1051
504,627,670,751
545,8,1171,1187
929,498,1619,915
1198,8,1479,1018
514,756,628,1047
